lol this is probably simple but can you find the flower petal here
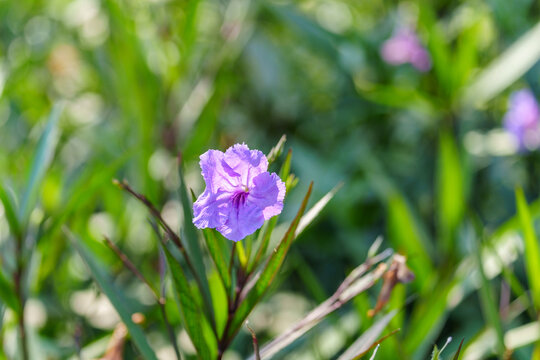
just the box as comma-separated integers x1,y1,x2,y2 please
193,189,231,229
199,149,240,194
223,144,268,187
248,172,286,220
217,202,265,241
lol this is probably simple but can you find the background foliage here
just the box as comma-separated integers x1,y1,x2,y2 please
1,0,540,358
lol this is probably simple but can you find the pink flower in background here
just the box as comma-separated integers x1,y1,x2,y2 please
504,89,540,151
380,27,431,72
193,144,286,241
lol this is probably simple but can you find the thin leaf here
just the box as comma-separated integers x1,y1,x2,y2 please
20,104,63,223
431,337,453,360
437,131,464,255
0,184,22,240
472,223,505,355
177,157,214,325
463,21,540,106
267,135,287,165
452,338,465,360
515,187,540,310
228,182,313,338
202,228,231,291
66,229,158,360
338,310,397,360
161,243,214,359
352,329,400,360
296,182,343,237
0,270,18,312
387,193,433,288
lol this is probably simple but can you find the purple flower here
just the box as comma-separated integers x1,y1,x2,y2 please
380,27,431,72
193,144,286,241
504,89,540,151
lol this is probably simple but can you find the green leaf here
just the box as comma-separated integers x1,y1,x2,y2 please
430,337,453,360
452,339,465,360
338,310,397,360
267,135,287,165
202,228,231,291
0,184,22,240
437,131,464,254
228,182,313,338
178,158,214,323
0,270,18,312
296,182,343,237
463,21,540,106
20,104,63,224
279,149,293,182
249,149,294,272
67,230,158,360
162,243,214,359
387,193,433,289
515,188,540,310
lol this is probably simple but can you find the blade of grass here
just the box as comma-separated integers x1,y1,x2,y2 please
20,104,63,224
161,243,214,359
452,338,465,360
515,187,540,310
202,229,231,291
338,310,397,360
177,156,214,327
463,21,540,106
437,131,464,256
352,329,400,360
387,193,433,289
66,229,158,360
295,182,343,237
267,135,287,165
0,184,22,241
0,270,18,312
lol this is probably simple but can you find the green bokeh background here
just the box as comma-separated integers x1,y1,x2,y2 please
1,0,540,358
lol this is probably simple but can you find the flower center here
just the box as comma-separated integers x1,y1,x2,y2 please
231,188,249,209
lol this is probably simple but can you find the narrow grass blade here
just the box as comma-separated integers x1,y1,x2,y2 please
515,188,540,310
352,329,400,360
162,243,214,359
0,184,22,240
202,228,231,290
431,337,453,360
452,338,465,360
473,233,505,355
228,182,313,338
338,310,397,360
0,270,18,312
279,149,292,181
267,135,287,165
387,193,433,288
463,21,540,106
437,131,464,255
67,229,158,360
296,182,343,237
20,104,63,223
178,158,214,324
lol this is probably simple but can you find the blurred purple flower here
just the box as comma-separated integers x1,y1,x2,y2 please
380,27,431,72
193,144,286,242
504,89,540,151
